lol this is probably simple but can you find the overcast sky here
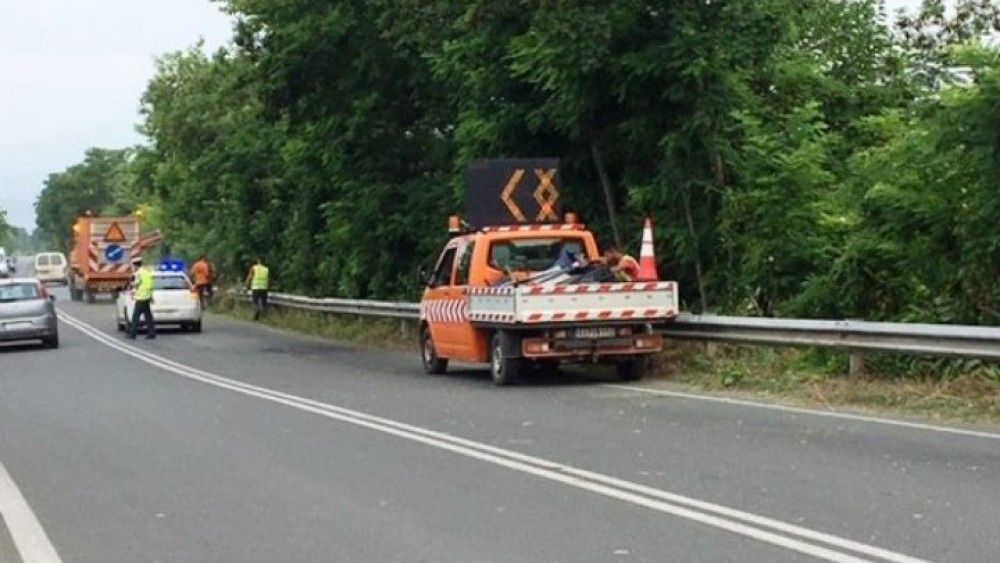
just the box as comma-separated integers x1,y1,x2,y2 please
0,0,924,231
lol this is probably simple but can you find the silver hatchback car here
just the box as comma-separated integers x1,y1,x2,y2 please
0,278,59,348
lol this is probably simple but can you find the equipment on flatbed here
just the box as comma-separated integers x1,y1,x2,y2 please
68,214,163,303
419,160,678,386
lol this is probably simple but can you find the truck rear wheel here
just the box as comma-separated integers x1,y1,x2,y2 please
490,331,522,386
617,357,649,381
69,277,83,301
420,325,447,375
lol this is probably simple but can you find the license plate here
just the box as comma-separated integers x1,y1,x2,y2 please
575,327,616,339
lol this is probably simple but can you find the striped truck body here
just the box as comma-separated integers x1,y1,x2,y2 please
467,282,679,325
85,218,139,278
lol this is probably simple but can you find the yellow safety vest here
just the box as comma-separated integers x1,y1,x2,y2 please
135,267,154,301
250,264,270,290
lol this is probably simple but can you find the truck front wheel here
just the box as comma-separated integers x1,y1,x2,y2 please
490,331,522,386
420,325,448,375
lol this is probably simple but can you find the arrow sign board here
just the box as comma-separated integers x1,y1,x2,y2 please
104,244,125,263
465,158,562,227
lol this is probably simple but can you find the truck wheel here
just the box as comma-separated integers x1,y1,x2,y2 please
191,321,202,333
420,325,447,374
490,331,521,386
617,357,649,381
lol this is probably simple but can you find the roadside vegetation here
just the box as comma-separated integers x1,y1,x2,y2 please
28,1,1000,398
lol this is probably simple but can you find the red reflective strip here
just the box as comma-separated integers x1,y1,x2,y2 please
621,310,635,318
574,311,589,320
551,312,566,321
598,311,612,319
528,313,543,322
643,309,659,317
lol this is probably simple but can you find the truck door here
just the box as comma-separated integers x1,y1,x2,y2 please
424,243,462,358
449,241,482,361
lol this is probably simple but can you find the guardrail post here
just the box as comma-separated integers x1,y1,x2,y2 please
848,350,866,379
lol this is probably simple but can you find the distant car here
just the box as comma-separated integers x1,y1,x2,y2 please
0,278,59,348
116,272,203,333
33,252,68,284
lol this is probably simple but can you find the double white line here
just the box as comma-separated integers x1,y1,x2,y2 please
60,312,928,563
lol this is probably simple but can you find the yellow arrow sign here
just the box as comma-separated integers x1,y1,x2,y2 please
500,169,527,222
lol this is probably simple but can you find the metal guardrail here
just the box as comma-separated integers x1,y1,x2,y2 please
262,292,1000,361
661,314,1000,360
268,292,420,320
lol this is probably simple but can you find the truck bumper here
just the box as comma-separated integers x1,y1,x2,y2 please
521,334,663,359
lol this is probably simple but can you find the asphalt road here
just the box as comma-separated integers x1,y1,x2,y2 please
1,262,998,562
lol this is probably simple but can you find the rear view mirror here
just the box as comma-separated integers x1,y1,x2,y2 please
418,265,434,288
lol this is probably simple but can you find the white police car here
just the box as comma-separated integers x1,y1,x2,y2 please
116,270,203,333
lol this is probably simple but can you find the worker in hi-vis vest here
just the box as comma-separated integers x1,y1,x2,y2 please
127,257,156,340
245,257,270,320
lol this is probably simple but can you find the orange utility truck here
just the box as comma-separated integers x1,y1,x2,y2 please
419,159,678,385
68,214,163,303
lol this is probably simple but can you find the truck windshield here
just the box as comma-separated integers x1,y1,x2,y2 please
489,238,585,272
0,283,40,302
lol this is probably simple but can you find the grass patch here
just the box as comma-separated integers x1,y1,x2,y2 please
210,294,415,351
656,342,1000,425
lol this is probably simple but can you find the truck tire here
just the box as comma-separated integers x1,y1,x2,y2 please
191,320,202,333
490,331,522,386
420,325,447,375
617,357,648,381
69,277,82,301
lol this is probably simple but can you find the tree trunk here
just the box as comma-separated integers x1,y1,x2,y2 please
590,142,622,249
682,186,709,313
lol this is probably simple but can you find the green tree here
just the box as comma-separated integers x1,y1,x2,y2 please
34,148,131,250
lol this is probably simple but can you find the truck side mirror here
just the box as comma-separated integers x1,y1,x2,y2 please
418,265,434,288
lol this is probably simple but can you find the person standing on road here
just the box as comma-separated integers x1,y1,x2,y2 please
245,257,270,320
190,255,214,308
127,257,156,340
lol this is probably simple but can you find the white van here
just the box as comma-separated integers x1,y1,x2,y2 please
34,252,68,284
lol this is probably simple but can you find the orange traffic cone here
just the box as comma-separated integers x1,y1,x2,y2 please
636,218,658,281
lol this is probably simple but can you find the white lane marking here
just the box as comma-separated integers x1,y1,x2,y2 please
59,312,928,563
0,460,62,563
604,384,1000,441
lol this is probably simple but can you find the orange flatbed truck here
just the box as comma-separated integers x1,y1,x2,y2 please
68,214,162,303
419,159,678,385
